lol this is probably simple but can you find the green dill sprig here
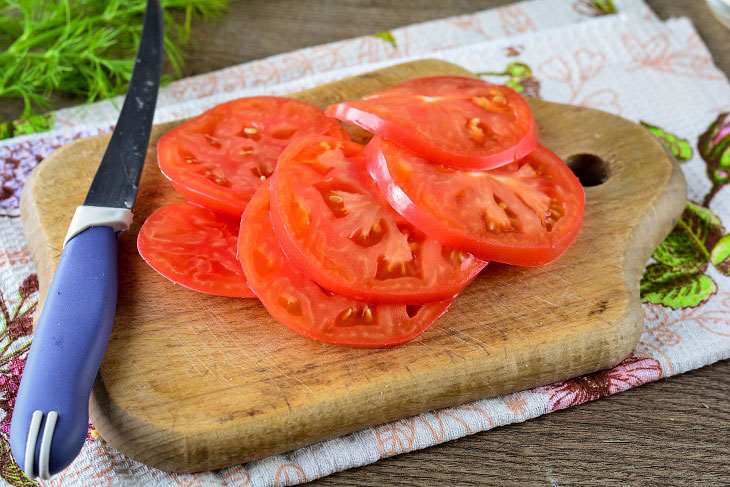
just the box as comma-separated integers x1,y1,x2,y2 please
0,0,228,130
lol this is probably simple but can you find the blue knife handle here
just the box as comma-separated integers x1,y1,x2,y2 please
10,226,118,478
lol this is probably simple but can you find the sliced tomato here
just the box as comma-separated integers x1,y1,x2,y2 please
365,136,584,266
138,201,254,297
158,96,350,216
325,76,537,170
239,182,453,347
270,135,486,303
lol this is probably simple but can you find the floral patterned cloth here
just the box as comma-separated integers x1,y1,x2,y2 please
1,1,729,486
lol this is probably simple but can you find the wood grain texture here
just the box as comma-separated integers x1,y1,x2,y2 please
20,59,686,472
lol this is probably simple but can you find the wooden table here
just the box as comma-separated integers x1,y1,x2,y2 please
7,1,730,485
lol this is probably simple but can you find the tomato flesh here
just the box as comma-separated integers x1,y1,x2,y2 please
270,135,486,304
365,136,585,266
138,201,254,297
326,76,537,170
238,182,453,347
158,96,349,216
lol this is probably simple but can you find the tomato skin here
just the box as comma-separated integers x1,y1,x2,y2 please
238,182,454,348
138,201,254,297
325,76,537,170
158,96,349,217
270,135,486,304
365,136,585,266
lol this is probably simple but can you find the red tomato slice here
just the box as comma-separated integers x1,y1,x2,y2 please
270,135,486,304
325,76,537,170
138,201,254,298
239,182,453,347
365,136,584,266
158,96,350,216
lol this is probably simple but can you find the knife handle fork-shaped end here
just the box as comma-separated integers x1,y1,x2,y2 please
22,411,58,480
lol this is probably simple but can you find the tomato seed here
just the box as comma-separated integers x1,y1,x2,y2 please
277,294,303,316
203,134,222,149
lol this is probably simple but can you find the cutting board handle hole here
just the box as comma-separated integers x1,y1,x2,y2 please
566,153,610,187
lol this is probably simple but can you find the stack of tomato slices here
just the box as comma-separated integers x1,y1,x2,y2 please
138,76,585,348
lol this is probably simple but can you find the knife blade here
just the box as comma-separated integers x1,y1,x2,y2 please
9,0,163,480
84,0,163,210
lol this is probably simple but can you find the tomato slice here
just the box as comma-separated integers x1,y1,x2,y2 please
239,182,453,347
138,201,254,298
325,76,537,170
270,135,486,303
365,136,585,266
158,96,350,216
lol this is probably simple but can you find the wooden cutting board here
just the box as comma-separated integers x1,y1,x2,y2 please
21,60,686,473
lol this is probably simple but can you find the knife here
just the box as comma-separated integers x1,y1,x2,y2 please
9,0,163,479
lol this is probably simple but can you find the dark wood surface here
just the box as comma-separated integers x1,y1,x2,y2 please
7,0,730,484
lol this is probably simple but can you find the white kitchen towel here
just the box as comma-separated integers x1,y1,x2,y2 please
0,2,729,486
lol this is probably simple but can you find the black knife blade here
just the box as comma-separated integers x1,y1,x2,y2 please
84,0,163,210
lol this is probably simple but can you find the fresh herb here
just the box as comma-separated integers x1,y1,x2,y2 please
0,0,228,131
0,113,54,139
